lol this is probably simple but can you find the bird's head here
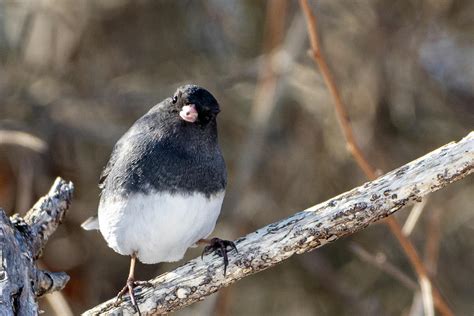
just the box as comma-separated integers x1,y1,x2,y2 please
170,85,220,126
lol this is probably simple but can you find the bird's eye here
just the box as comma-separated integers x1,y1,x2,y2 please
172,95,178,104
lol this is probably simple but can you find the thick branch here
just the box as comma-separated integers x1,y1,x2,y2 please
0,177,74,315
84,132,473,315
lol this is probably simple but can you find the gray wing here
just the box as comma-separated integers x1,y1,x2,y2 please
98,138,124,189
98,105,163,190
98,117,151,190
82,131,132,230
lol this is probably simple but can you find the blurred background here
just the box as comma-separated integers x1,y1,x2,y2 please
0,0,473,315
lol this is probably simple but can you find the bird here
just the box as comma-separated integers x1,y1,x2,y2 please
81,84,237,314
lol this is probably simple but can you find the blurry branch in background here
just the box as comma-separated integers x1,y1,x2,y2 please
424,207,442,276
0,178,74,314
420,277,435,316
231,1,301,202
0,130,48,154
410,206,443,316
84,133,473,315
2,0,89,70
299,249,382,315
299,0,452,315
402,198,428,236
43,291,74,316
216,1,299,314
299,0,375,177
0,129,49,213
349,243,418,291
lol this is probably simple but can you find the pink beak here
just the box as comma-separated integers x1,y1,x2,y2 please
179,104,198,123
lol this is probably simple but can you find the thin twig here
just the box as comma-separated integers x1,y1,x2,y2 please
420,276,435,316
349,243,418,291
298,1,453,315
299,252,376,314
411,209,442,316
403,197,428,236
44,291,74,316
424,207,442,276
0,130,48,153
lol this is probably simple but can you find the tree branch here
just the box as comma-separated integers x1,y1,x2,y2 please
84,132,473,315
0,177,74,315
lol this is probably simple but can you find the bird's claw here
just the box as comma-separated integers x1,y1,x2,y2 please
115,278,151,315
201,237,238,276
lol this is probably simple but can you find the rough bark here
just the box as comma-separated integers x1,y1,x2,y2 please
0,178,74,315
83,132,474,315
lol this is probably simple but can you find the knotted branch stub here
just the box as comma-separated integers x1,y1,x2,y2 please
0,177,74,315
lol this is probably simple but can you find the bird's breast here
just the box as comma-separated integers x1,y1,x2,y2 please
98,190,225,264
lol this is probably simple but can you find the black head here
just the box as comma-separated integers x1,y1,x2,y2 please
171,85,220,126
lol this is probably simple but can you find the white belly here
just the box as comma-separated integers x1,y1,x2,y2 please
98,191,224,264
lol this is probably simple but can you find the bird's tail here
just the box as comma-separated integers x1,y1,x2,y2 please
81,216,99,230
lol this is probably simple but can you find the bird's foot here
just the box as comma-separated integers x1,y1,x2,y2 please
201,237,238,276
115,278,151,315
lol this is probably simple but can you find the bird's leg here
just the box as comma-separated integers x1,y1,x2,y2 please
115,254,151,315
198,238,238,276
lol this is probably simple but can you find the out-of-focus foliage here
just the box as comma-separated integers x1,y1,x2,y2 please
0,1,472,315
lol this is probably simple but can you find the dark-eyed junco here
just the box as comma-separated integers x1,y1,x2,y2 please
82,84,236,314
